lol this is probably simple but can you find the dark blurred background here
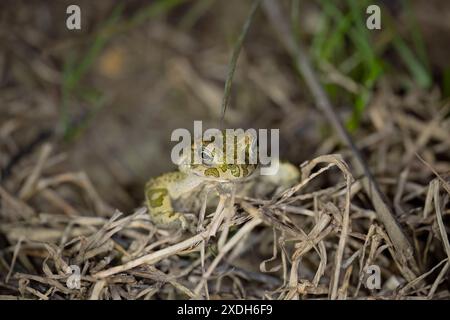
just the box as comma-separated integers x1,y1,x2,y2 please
1,0,449,212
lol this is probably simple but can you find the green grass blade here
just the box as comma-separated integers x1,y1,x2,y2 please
219,0,262,127
393,37,431,89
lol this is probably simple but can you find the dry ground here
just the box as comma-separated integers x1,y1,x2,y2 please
0,0,449,299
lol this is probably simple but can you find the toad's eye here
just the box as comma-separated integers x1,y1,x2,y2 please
201,150,214,165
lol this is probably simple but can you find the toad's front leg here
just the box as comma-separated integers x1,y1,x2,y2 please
145,172,203,230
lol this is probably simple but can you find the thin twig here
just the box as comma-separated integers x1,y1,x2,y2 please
93,230,207,278
193,217,262,296
262,0,419,280
219,0,262,128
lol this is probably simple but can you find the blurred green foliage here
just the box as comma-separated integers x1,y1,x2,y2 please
59,0,438,139
310,0,431,130
60,0,186,142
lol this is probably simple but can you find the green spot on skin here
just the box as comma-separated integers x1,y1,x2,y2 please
242,164,249,177
204,168,220,178
147,188,168,208
228,164,240,177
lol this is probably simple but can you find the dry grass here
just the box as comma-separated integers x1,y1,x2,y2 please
1,0,449,300
1,96,449,299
